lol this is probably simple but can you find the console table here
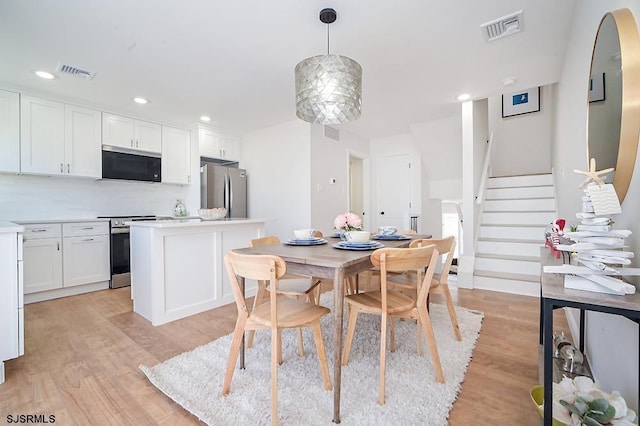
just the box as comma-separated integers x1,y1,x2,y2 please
540,248,640,425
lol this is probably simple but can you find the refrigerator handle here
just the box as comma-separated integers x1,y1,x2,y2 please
228,173,233,217
224,173,229,213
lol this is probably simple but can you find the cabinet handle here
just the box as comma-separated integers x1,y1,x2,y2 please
60,163,64,173
67,163,70,173
32,229,47,233
82,238,94,242
82,227,94,230
136,140,139,148
57,242,60,251
130,139,133,147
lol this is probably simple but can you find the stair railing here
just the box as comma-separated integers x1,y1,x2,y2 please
473,132,494,252
476,132,494,206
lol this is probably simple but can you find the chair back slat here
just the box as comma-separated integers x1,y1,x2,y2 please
224,251,286,314
250,236,280,247
410,236,456,285
371,245,436,272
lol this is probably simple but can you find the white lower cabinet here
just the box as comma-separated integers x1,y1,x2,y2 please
62,234,110,287
23,224,63,294
22,221,110,301
0,229,24,385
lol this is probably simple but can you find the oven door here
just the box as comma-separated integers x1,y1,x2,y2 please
110,228,131,288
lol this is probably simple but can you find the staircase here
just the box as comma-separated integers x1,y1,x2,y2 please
474,173,556,296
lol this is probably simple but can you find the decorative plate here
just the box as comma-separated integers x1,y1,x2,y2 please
332,241,384,251
371,234,412,240
284,238,328,246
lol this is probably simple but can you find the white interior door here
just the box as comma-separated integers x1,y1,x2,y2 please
376,154,411,230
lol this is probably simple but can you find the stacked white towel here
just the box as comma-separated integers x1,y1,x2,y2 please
558,183,635,295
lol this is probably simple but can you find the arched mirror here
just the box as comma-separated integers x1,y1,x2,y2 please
587,8,640,203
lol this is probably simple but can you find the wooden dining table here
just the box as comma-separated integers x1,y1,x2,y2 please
233,233,429,423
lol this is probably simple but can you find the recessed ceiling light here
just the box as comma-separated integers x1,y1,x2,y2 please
503,78,517,86
133,97,149,104
34,70,56,80
200,116,211,122
457,93,472,102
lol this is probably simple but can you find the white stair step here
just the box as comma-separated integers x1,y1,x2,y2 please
481,211,556,226
479,225,546,240
488,174,553,189
473,273,540,297
486,185,554,200
475,255,541,276
484,198,556,212
477,240,544,257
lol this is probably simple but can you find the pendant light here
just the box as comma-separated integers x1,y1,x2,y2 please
295,8,362,125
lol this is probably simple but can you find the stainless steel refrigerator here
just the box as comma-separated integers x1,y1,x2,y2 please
200,163,247,218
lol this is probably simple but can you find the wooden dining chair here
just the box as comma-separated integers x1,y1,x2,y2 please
342,245,444,405
246,236,322,357
222,251,332,425
366,229,417,290
389,236,461,344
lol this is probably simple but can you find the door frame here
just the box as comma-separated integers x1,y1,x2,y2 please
347,149,370,230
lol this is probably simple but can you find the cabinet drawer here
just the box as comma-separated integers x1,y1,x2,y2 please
63,221,109,237
23,223,62,240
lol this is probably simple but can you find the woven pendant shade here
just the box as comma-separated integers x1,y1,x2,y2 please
294,8,362,125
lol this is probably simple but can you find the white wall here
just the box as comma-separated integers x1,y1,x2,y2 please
554,1,640,410
241,120,311,240
488,85,555,177
310,125,370,234
410,113,463,237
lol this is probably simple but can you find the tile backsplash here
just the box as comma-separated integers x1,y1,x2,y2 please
0,174,198,221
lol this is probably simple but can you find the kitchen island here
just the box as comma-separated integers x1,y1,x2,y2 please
129,218,265,325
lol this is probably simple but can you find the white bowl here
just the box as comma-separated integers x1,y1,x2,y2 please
198,208,227,220
344,231,370,242
294,228,316,240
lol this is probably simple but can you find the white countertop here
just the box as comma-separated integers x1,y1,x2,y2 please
127,218,266,228
14,218,110,225
0,222,25,233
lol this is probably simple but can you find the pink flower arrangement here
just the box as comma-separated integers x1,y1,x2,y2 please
334,212,363,231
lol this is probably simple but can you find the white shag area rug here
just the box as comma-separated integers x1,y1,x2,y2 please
140,297,484,425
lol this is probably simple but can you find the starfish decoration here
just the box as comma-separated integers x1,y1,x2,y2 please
574,158,615,188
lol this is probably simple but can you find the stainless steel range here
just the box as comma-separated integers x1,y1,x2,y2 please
98,215,157,288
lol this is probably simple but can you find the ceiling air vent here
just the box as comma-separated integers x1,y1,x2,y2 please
56,63,95,80
481,10,523,42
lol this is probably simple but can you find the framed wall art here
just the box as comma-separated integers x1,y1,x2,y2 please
502,86,541,117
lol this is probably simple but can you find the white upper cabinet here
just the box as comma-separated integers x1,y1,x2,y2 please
20,96,65,175
135,120,162,153
161,126,191,184
0,90,20,173
20,96,101,178
64,104,101,178
102,113,161,153
198,127,239,161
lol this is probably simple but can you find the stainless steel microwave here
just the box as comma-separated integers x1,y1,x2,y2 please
102,146,161,182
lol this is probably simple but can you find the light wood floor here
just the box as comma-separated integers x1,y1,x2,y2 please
1,278,568,425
